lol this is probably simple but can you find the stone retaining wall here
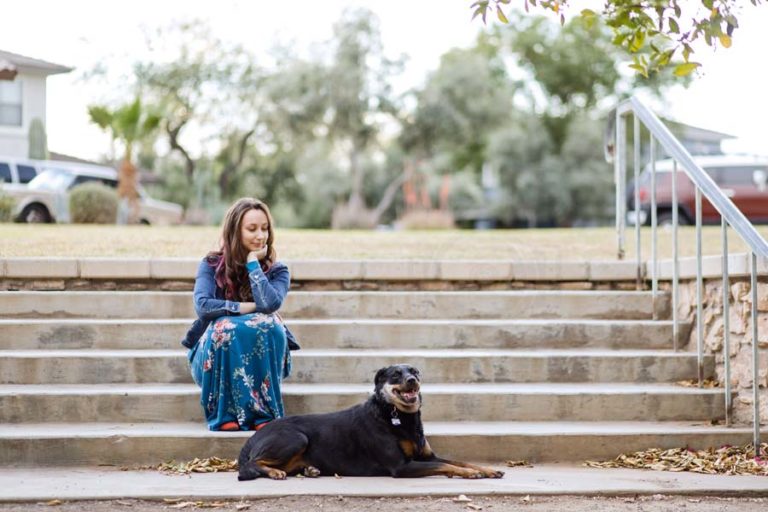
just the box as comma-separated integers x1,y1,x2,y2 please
677,277,768,425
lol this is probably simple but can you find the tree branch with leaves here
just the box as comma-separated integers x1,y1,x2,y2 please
471,0,763,77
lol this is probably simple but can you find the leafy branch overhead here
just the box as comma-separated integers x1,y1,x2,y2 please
471,0,764,77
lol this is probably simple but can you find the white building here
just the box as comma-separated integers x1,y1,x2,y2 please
0,50,72,158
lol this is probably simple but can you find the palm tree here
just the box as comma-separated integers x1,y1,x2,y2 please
88,98,161,223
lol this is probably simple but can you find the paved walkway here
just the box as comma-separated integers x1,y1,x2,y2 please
3,464,767,502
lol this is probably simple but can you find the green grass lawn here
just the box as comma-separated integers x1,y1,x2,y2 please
2,224,767,260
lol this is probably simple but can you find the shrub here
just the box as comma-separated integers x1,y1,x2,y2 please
69,182,118,224
0,189,15,222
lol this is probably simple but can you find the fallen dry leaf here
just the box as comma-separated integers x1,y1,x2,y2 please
168,502,199,510
467,504,483,510
505,460,533,468
44,500,63,507
676,378,720,388
453,494,472,503
584,443,768,476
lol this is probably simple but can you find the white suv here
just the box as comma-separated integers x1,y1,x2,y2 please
4,163,183,225
0,157,41,185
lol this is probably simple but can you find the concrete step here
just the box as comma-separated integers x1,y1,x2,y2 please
0,421,751,466
0,349,714,385
0,383,727,423
0,290,670,320
0,318,688,350
3,464,767,502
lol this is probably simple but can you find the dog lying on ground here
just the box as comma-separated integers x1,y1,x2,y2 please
238,364,504,480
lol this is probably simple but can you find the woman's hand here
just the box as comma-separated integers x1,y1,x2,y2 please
247,246,269,263
239,302,257,314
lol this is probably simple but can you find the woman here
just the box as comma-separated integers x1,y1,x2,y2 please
186,198,292,431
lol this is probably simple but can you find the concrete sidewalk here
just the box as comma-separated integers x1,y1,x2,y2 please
2,464,767,502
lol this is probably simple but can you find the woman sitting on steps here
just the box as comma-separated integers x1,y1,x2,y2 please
183,197,297,431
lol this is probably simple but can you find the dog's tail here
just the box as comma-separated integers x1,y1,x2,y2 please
238,459,261,481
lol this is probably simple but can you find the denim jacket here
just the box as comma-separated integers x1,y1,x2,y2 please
181,257,299,350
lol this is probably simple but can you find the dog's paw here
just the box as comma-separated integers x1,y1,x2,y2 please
462,470,485,479
480,467,505,478
267,469,287,480
303,466,321,478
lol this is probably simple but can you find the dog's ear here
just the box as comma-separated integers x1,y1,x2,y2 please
374,367,389,389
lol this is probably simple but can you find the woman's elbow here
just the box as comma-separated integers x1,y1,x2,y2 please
258,297,284,314
194,299,219,320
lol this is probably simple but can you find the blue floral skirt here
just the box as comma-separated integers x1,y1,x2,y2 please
188,313,291,431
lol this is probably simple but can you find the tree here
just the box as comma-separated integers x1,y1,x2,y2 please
88,98,161,222
401,46,514,174
492,15,677,152
406,14,677,227
487,16,675,225
134,21,260,200
471,0,764,77
255,9,406,228
324,9,405,228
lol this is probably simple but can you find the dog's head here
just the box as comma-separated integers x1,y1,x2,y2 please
374,364,422,414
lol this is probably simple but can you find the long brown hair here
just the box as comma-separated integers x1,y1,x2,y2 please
207,198,278,302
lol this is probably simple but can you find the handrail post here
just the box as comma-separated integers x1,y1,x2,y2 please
616,111,626,260
672,160,679,351
634,115,642,289
651,136,658,320
696,188,704,386
722,218,732,427
750,252,761,452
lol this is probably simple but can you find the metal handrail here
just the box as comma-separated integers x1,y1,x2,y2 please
617,97,768,259
613,95,766,454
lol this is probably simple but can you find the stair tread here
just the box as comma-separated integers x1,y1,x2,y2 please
0,382,726,395
0,421,747,438
0,290,666,297
0,318,681,325
0,348,709,358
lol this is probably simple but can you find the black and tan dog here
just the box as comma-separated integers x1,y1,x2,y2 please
238,364,504,480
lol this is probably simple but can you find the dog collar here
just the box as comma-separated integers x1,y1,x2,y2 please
390,406,401,426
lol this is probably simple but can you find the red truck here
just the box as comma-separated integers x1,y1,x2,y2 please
627,155,768,226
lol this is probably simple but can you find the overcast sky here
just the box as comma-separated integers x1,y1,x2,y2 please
2,0,767,160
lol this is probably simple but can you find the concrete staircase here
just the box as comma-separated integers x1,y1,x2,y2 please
0,287,753,467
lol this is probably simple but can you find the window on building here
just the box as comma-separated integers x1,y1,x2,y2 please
0,81,22,126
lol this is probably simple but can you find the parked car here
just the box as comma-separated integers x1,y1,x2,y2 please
626,155,768,226
4,163,183,225
0,157,42,185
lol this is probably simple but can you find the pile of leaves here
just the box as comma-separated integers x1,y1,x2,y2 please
585,444,768,476
130,457,238,475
